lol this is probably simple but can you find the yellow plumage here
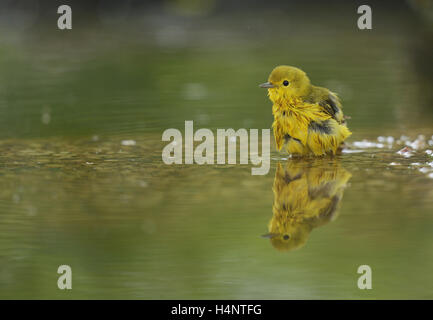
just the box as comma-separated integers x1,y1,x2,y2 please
263,161,352,251
260,65,352,156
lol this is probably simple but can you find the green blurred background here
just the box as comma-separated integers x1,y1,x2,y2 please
0,0,432,299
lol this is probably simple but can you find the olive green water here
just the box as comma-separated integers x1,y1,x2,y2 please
0,6,433,299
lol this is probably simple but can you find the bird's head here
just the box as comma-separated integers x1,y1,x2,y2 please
262,222,312,252
259,65,311,100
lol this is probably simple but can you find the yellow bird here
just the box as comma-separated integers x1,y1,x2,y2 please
263,161,352,251
260,65,352,156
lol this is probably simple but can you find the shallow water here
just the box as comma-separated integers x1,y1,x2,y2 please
0,4,432,299
1,131,432,299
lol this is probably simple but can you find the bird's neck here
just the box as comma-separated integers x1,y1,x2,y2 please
269,93,310,116
269,89,302,110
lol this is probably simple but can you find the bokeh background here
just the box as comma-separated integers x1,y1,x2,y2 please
0,0,432,299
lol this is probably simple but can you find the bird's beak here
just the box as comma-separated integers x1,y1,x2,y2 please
259,82,275,88
261,232,278,239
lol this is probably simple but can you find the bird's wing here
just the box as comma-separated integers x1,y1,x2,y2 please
318,92,344,123
307,118,352,155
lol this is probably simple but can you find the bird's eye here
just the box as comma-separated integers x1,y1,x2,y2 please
283,80,289,86
283,234,290,240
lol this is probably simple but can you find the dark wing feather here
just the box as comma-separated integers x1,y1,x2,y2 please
318,92,344,123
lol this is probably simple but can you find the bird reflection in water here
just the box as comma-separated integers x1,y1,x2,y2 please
263,161,351,251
